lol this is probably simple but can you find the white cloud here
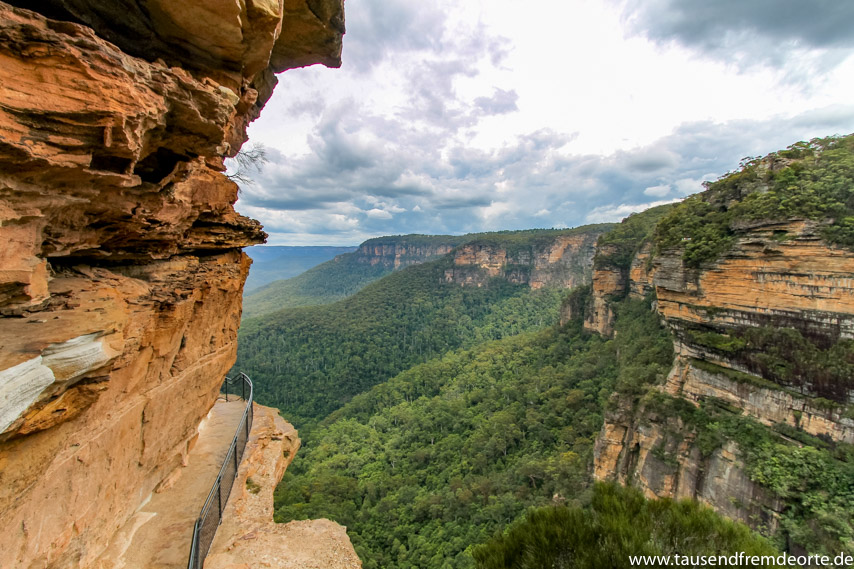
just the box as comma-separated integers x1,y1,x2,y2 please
643,184,671,197
365,208,394,219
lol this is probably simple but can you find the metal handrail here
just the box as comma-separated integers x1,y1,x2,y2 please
187,372,254,569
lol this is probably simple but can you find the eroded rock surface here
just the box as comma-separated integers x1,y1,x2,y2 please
356,240,457,270
0,1,344,567
444,230,607,288
592,218,854,533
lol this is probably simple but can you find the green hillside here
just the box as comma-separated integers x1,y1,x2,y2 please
271,296,675,568
237,257,568,428
237,226,616,425
242,253,394,318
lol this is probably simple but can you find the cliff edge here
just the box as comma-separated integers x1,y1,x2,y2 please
0,1,344,567
206,403,361,569
587,137,854,553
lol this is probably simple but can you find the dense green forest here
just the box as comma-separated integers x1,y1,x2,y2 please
473,483,787,569
237,257,568,428
271,296,675,568
237,226,616,427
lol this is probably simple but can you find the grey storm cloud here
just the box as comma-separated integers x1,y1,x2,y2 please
433,195,495,210
620,0,854,70
790,104,854,130
623,148,680,173
405,59,480,128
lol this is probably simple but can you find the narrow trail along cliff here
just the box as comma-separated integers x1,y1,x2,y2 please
94,399,245,569
0,1,358,567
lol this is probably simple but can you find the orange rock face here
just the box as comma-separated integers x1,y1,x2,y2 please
0,1,345,567
357,242,456,269
445,232,605,288
655,221,854,333
592,218,854,534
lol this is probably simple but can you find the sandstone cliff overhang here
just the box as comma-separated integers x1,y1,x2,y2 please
0,1,345,566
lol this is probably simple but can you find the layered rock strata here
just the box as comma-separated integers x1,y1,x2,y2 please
0,1,344,567
356,239,458,270
592,218,854,530
444,230,606,288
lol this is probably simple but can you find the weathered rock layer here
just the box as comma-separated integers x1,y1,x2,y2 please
356,239,457,270
0,1,344,567
592,218,854,531
444,230,607,288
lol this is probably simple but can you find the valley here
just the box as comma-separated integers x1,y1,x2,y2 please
1,2,852,567
238,135,854,568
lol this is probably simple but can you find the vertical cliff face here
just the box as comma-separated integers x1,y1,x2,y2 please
0,2,344,567
562,205,672,335
595,220,854,520
443,228,609,288
356,238,460,270
590,142,854,546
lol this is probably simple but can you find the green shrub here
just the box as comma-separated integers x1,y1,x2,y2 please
654,135,854,267
472,482,786,569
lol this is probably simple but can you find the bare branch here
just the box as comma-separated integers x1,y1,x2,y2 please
225,142,269,188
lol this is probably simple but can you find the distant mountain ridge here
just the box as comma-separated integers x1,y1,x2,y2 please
242,234,466,318
243,245,357,293
242,226,614,319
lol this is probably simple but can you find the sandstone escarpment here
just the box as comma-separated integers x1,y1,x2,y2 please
592,214,854,537
0,1,344,567
356,239,457,270
593,391,785,532
444,229,606,288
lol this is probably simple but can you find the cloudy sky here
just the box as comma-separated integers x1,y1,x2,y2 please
234,0,854,246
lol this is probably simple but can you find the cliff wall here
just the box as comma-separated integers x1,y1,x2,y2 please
444,229,607,288
0,2,344,567
591,203,854,537
356,241,457,270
